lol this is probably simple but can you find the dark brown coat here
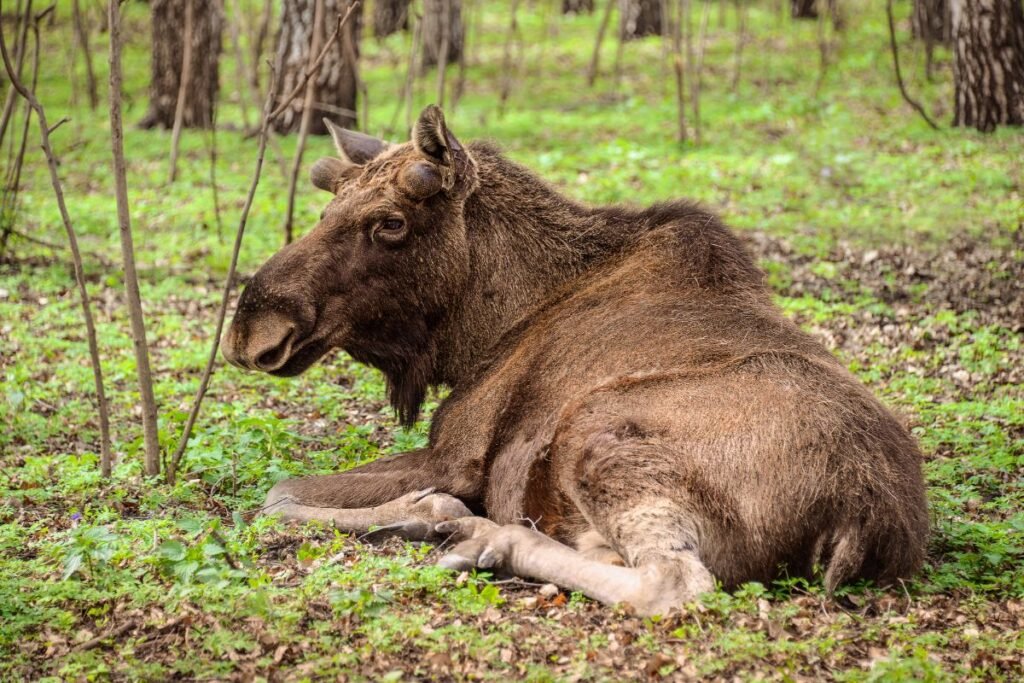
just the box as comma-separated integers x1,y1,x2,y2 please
223,106,928,614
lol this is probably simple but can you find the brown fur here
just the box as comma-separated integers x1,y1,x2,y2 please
223,106,929,608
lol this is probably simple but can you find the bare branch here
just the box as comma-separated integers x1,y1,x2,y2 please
108,0,161,476
71,0,99,110
0,0,113,476
885,0,940,130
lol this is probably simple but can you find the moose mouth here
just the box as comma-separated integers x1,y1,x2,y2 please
265,337,330,377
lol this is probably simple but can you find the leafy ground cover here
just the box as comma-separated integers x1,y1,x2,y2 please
1,0,1022,680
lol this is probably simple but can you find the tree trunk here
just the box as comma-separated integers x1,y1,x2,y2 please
952,0,1024,132
913,0,952,44
138,0,223,130
563,0,595,13
790,0,817,19
619,0,662,40
373,0,411,38
271,0,361,134
422,0,463,68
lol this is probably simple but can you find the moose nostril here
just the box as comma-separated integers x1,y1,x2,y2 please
254,327,296,371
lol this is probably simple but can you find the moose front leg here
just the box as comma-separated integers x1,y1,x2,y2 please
261,448,478,540
264,487,474,541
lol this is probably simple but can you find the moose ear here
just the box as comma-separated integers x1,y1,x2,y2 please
310,157,350,193
324,118,389,165
411,105,475,194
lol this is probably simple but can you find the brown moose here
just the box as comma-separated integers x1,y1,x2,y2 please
223,106,929,615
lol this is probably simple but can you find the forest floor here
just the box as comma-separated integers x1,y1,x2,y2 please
2,1,1022,680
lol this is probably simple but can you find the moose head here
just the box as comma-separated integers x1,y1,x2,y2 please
223,106,479,423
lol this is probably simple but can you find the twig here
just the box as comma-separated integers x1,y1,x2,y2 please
885,0,939,130
168,0,195,183
71,0,98,110
0,0,113,477
283,0,325,246
109,0,161,477
167,3,360,485
205,106,222,242
268,2,359,121
586,0,615,87
75,621,135,652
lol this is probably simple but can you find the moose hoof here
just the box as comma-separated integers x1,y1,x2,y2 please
435,518,530,572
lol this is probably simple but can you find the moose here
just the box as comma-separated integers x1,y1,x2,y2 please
223,106,928,615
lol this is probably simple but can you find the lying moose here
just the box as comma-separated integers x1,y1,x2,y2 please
223,106,928,615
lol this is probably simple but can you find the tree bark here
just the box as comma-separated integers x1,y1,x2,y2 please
620,0,662,39
271,0,361,134
374,0,411,37
422,0,463,68
952,0,1024,132
138,0,223,130
563,0,595,13
913,0,952,43
791,0,817,19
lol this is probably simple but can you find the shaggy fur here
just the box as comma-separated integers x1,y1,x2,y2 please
223,106,929,613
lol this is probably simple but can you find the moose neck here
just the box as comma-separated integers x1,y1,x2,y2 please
433,144,639,387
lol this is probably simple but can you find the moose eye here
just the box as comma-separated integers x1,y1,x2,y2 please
373,217,408,245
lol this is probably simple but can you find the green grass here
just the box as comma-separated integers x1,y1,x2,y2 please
2,0,1023,679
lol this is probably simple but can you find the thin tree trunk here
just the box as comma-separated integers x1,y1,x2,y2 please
436,0,452,107
168,0,195,183
672,0,686,142
731,0,746,92
0,2,113,477
421,0,462,68
0,0,32,150
109,0,161,477
138,0,223,130
250,0,273,91
71,0,99,110
225,0,253,130
498,0,521,116
586,0,616,86
951,0,1024,131
284,0,325,245
692,0,709,145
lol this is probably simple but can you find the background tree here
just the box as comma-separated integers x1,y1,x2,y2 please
421,0,463,67
138,0,224,129
791,0,817,20
913,0,951,43
271,0,362,134
563,0,595,13
619,0,662,39
374,0,411,38
951,0,1024,131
